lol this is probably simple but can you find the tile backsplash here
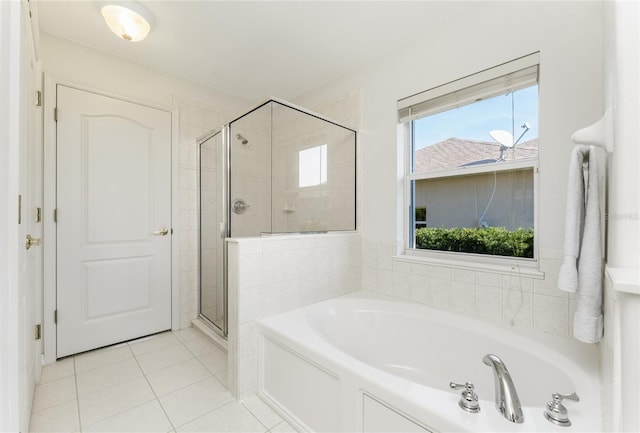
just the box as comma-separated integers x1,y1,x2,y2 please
362,239,574,338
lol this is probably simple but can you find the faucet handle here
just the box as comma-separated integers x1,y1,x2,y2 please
449,381,471,390
544,392,579,427
553,392,580,403
449,381,480,413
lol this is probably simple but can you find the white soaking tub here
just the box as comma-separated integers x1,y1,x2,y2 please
257,292,602,432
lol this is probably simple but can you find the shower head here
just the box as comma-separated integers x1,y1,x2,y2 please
235,133,248,145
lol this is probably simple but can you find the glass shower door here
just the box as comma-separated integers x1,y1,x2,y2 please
199,131,226,334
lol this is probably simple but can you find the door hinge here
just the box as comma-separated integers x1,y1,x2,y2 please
54,107,58,122
35,90,42,107
53,209,58,222
54,310,58,324
35,324,41,340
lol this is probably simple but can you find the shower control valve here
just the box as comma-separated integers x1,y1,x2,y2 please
544,392,579,427
232,198,249,215
449,381,480,413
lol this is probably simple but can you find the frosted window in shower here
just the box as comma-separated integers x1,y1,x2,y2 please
299,144,327,188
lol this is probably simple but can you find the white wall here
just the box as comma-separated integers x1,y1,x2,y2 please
601,1,640,432
39,33,252,345
606,0,639,269
296,1,604,338
40,33,250,114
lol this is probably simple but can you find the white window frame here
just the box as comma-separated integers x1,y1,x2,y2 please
400,53,541,270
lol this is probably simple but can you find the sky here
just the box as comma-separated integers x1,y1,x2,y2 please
413,85,539,150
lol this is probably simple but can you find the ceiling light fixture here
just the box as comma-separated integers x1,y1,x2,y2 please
98,1,154,42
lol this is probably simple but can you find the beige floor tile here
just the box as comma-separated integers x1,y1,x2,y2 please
175,401,266,433
172,327,203,343
242,395,283,430
78,376,155,427
197,348,227,375
128,331,180,356
32,376,77,412
76,357,142,396
83,400,173,433
40,357,75,384
135,343,194,374
146,358,212,397
29,399,80,433
269,420,298,433
159,377,233,428
213,368,228,388
74,343,133,374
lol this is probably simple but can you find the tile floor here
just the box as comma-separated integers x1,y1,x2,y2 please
29,327,296,433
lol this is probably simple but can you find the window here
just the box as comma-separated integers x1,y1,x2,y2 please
399,53,539,260
299,144,327,188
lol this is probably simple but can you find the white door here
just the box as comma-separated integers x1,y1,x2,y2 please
56,85,172,358
1,1,42,429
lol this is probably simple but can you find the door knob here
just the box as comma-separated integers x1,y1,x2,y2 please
25,234,41,250
153,228,169,236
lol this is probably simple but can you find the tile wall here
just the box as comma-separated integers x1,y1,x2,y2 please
271,104,356,233
229,104,273,237
227,233,362,399
362,239,576,337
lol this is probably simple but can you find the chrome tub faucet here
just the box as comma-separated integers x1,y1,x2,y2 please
482,354,524,423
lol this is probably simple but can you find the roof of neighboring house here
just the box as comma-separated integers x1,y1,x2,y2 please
414,137,538,172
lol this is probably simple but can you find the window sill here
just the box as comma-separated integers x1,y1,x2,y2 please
606,267,640,295
395,251,545,279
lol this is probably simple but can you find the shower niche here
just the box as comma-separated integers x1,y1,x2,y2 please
198,99,356,336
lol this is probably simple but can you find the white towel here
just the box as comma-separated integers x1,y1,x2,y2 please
558,145,603,344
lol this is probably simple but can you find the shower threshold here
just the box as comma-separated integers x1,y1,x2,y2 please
192,317,228,352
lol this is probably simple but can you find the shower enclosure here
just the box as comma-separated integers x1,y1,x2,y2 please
198,99,356,337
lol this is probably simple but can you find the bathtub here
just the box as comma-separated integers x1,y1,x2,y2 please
257,292,602,432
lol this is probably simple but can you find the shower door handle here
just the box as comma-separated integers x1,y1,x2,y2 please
153,228,169,236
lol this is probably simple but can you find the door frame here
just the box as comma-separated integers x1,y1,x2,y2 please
42,75,180,364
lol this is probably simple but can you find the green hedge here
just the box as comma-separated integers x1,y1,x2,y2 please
415,227,534,258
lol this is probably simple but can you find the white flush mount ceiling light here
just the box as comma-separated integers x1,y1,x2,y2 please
99,1,154,42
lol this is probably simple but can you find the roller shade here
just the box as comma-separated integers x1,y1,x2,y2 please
398,53,539,123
